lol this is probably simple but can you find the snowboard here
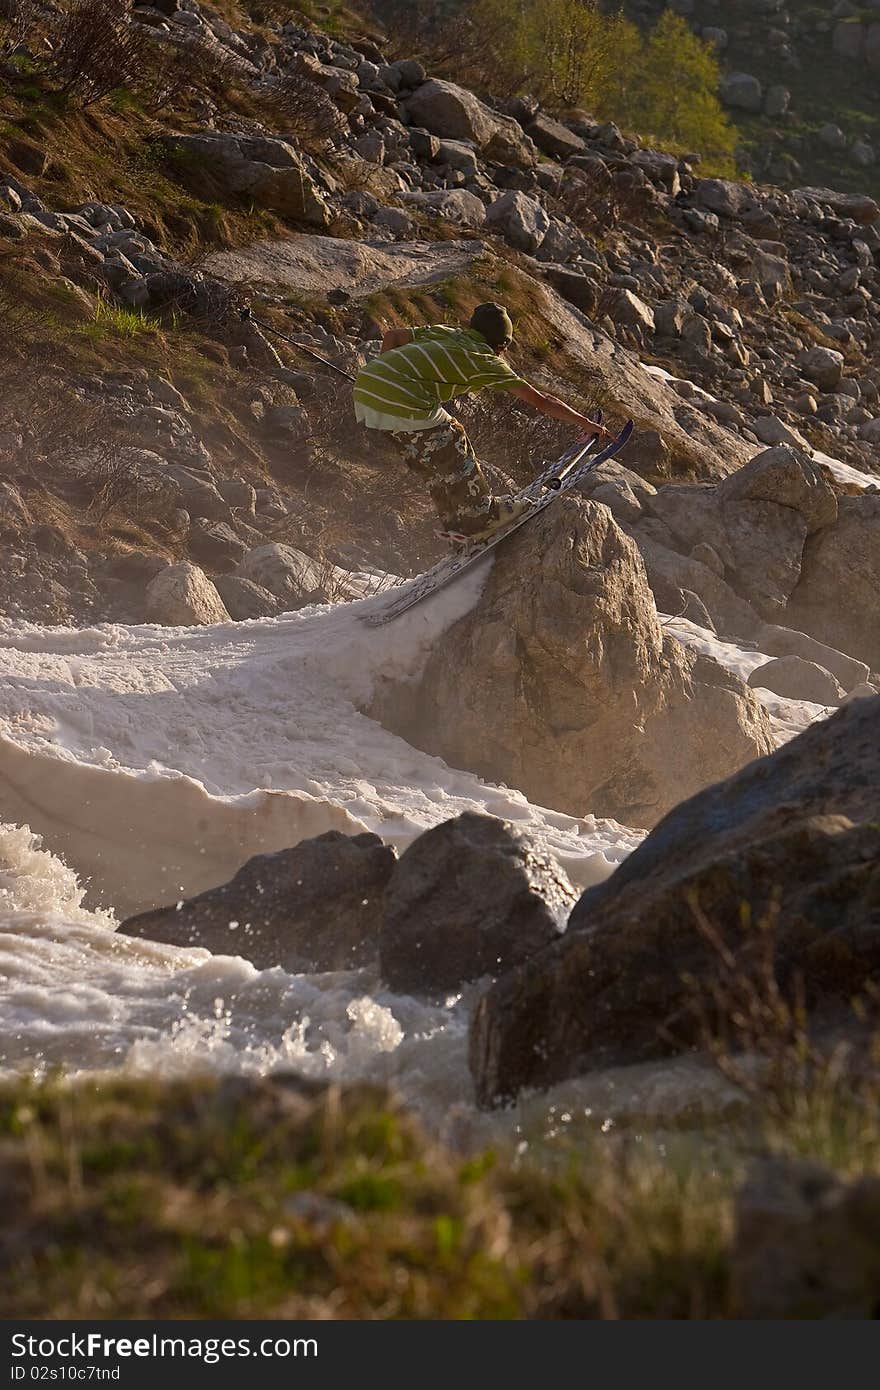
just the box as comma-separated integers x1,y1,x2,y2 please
360,419,634,629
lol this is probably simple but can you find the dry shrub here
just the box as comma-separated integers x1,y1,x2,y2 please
680,893,880,1162
139,32,240,114
0,0,40,55
48,0,153,107
254,71,347,153
0,371,111,477
86,450,179,531
549,161,654,238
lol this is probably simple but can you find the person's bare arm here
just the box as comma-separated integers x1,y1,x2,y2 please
509,381,609,435
380,327,414,353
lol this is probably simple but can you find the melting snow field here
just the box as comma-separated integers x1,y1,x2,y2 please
0,573,657,1141
0,548,831,1141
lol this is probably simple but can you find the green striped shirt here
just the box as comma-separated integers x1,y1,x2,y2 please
354,325,526,431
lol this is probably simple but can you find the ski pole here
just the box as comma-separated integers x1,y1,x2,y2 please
238,306,356,382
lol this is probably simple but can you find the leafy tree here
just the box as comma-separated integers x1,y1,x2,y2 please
603,11,737,169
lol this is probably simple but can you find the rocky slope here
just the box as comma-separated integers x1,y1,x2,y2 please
2,0,880,637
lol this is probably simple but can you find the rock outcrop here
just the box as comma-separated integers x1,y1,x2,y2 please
373,498,773,830
161,132,332,227
747,655,844,706
405,78,536,166
379,813,575,993
470,697,880,1106
787,495,880,673
119,830,396,972
633,446,839,627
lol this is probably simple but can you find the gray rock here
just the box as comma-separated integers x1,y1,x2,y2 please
401,188,486,228
851,139,876,168
695,178,761,219
470,697,880,1103
392,58,426,88
161,131,331,227
524,112,584,160
654,296,693,337
406,78,534,165
832,18,865,60
788,494,880,670
542,264,598,314
436,138,480,177
791,186,879,225
752,416,810,449
144,562,231,626
187,518,247,570
747,655,845,705
120,831,397,971
236,543,330,607
610,288,655,336
756,624,869,692
819,122,848,152
379,813,575,993
720,72,764,113
717,447,838,533
764,85,790,118
371,204,416,236
216,478,257,514
796,345,845,392
213,575,279,620
485,188,549,252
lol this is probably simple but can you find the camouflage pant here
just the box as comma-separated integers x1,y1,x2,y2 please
390,418,502,534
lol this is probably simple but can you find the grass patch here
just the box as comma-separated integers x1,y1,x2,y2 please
79,293,165,341
1,1038,877,1320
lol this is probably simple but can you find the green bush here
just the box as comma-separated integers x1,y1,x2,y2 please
452,0,738,172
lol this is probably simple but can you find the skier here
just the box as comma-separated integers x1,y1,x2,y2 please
353,302,610,544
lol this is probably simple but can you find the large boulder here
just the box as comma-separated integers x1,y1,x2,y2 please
372,498,773,831
380,813,575,993
485,189,550,253
695,178,761,219
716,447,838,534
755,624,869,693
119,831,396,971
470,697,880,1105
236,543,330,608
161,132,331,227
633,527,763,638
642,448,838,622
720,72,763,113
787,495,880,671
525,113,584,160
611,288,655,336
143,563,230,627
747,655,844,706
647,486,806,621
401,188,486,228
213,575,280,620
541,265,599,315
796,345,845,393
791,187,880,225
405,79,536,164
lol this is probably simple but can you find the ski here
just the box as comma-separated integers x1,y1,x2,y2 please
519,409,603,500
360,419,634,629
438,411,605,547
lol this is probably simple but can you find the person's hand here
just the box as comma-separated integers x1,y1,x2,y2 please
577,419,611,441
